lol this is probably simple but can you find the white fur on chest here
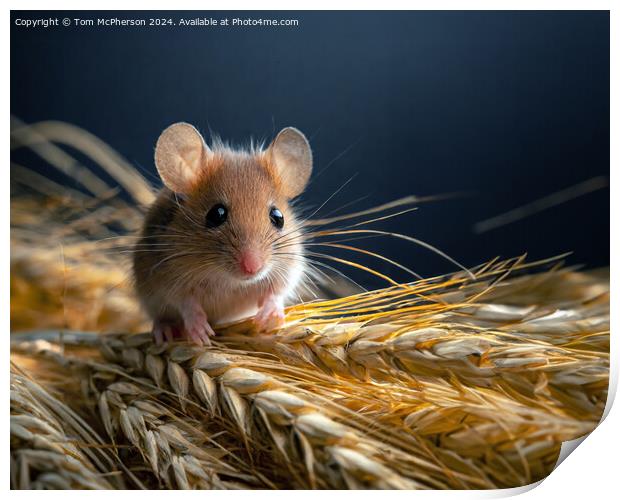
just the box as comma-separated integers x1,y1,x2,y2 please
192,258,306,325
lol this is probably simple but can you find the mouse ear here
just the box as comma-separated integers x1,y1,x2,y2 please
268,127,313,198
155,122,210,194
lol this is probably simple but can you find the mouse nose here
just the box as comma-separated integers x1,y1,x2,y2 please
238,249,263,276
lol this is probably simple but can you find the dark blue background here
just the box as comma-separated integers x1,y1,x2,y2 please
11,11,610,288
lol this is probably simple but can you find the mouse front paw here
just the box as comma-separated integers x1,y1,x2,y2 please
255,295,285,333
184,320,215,346
180,298,216,346
152,319,183,345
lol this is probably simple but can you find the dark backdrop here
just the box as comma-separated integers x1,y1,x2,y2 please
11,10,610,288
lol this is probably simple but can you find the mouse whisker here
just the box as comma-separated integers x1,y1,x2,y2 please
148,251,218,276
311,229,473,279
305,250,399,286
304,242,423,280
272,252,348,289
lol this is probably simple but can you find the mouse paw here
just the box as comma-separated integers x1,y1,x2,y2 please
152,319,182,345
255,295,285,333
180,298,215,346
184,321,215,346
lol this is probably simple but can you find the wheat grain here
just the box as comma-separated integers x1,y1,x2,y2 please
10,365,120,489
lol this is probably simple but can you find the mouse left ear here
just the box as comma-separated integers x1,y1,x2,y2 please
155,122,211,194
267,127,313,198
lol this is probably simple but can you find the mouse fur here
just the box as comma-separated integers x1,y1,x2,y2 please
132,123,311,345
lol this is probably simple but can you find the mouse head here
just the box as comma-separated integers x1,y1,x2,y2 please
154,122,312,285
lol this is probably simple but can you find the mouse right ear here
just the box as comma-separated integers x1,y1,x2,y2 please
155,122,210,194
267,127,313,198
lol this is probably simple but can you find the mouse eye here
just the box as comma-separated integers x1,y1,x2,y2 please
205,204,228,228
269,206,284,229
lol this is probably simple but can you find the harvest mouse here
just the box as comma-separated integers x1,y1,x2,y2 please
132,122,312,345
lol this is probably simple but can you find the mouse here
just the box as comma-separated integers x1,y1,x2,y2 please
132,122,312,345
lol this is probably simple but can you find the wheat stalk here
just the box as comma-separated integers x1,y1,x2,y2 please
10,364,121,489
97,382,266,489
11,251,608,489
92,330,569,488
11,340,276,489
219,261,608,418
96,335,431,489
11,249,609,489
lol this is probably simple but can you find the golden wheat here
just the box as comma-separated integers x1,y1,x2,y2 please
10,119,610,490
13,263,608,491
11,257,609,489
10,363,122,489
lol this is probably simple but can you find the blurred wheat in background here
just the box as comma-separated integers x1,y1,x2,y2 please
10,119,610,489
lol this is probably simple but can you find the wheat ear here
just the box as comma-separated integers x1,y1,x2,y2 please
11,364,120,489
